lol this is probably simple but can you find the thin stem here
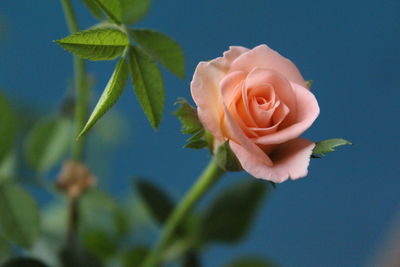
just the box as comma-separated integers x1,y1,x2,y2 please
60,0,89,160
66,196,79,245
142,158,225,267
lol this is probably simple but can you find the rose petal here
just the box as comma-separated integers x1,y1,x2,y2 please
221,104,273,166
230,138,315,183
230,44,306,86
255,82,319,145
191,47,249,139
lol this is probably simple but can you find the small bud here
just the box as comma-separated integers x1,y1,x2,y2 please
56,160,96,198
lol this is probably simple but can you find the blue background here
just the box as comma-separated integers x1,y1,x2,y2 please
1,0,399,266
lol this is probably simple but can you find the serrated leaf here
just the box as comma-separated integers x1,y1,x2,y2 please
225,257,277,267
127,46,164,129
0,93,17,165
129,29,185,78
56,29,129,61
25,117,72,172
79,57,128,137
120,0,151,24
135,178,174,225
82,0,103,19
215,140,242,172
200,179,268,244
313,138,352,156
1,257,49,267
0,182,40,248
173,98,202,134
184,139,208,149
93,0,122,24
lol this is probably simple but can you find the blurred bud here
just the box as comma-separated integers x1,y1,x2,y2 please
57,160,96,198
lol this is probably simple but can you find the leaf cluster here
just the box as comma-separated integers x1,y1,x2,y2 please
56,0,185,136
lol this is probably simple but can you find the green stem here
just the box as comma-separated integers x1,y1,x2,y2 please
60,0,89,160
142,158,225,267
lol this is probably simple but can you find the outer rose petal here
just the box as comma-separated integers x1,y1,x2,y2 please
191,46,249,138
230,138,315,183
255,82,320,145
230,44,306,87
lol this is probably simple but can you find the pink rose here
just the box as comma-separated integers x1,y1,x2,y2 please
191,45,320,183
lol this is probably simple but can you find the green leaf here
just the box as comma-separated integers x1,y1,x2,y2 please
0,182,40,248
0,93,17,165
120,0,151,24
135,178,174,225
129,29,185,78
82,0,103,19
120,246,149,267
173,98,202,134
24,116,72,172
127,46,164,129
82,228,117,260
80,189,120,235
79,57,128,137
0,236,10,261
200,179,268,244
225,257,277,267
1,257,49,267
93,0,122,24
215,140,242,172
313,138,352,156
56,28,129,61
184,139,208,149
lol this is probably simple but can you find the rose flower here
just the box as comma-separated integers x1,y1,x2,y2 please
191,45,320,183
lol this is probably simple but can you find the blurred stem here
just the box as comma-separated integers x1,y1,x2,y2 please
142,158,225,267
59,0,88,249
66,195,79,245
60,0,89,160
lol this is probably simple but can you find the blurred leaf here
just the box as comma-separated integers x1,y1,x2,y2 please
120,0,151,24
79,57,128,137
120,246,149,267
0,93,17,165
82,0,103,19
313,138,352,156
0,236,9,261
182,251,200,267
0,182,40,248
0,150,17,183
56,29,129,61
135,178,174,225
60,242,103,267
82,228,117,260
80,189,122,235
127,46,164,129
200,180,268,244
225,257,277,267
173,98,202,135
129,29,185,78
93,0,122,24
214,140,242,172
184,139,208,149
24,116,72,172
1,257,49,267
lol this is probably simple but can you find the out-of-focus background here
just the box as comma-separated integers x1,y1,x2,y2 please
1,0,399,266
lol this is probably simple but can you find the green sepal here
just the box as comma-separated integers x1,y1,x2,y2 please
214,140,242,172
313,138,352,156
